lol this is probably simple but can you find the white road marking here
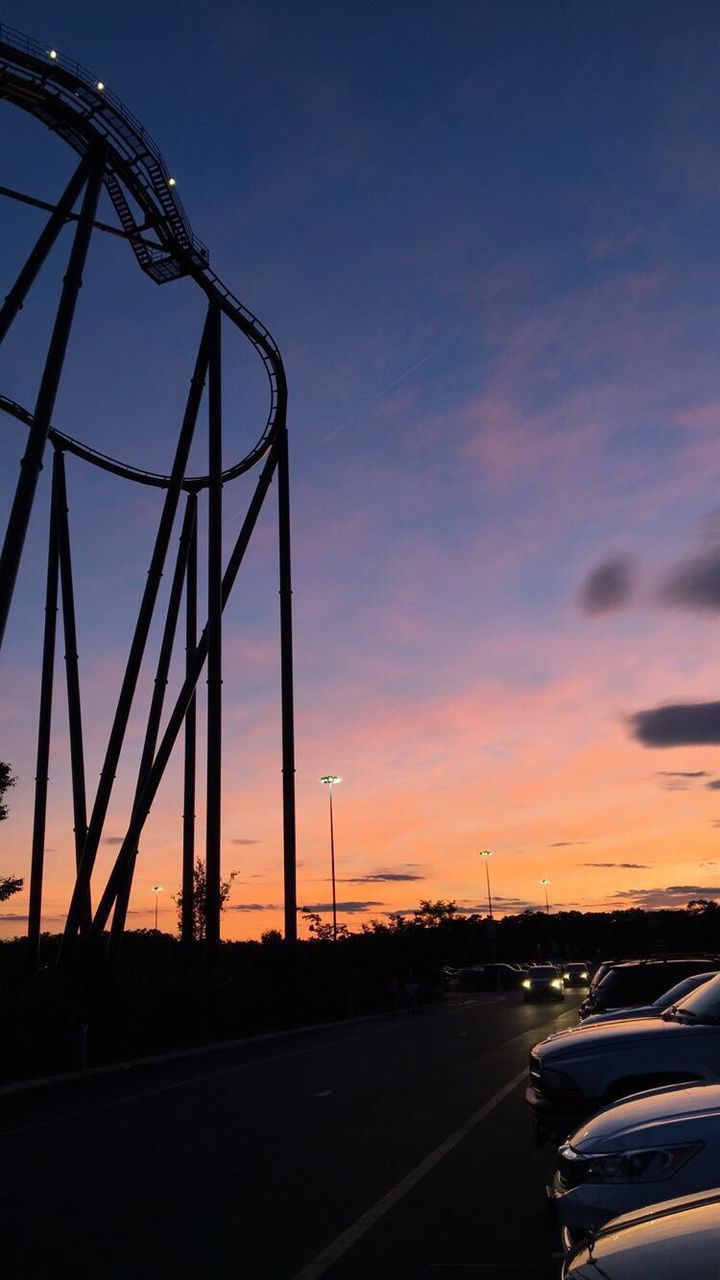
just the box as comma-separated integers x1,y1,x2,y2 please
313,1090,333,1097
289,1067,527,1280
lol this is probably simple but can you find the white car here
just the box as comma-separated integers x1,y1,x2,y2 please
578,970,718,1027
527,971,720,1141
550,1081,720,1244
563,1188,720,1279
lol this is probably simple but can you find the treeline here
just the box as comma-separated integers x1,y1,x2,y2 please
0,898,717,1084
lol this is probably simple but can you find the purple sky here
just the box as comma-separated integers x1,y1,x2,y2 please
2,1,720,937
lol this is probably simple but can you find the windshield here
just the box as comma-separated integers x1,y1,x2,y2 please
565,964,586,973
529,967,556,978
669,972,720,1023
654,972,717,1010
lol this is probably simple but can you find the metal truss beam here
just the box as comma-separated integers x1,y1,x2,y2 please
0,142,105,650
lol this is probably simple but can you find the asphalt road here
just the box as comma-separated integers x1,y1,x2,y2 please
0,991,583,1279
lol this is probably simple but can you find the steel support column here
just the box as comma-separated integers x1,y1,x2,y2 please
205,304,222,947
27,478,60,972
0,149,98,345
54,450,91,933
277,410,297,944
91,442,279,935
59,309,213,962
109,495,198,952
182,495,198,947
0,144,105,651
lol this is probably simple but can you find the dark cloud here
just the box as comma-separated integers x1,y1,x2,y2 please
104,836,124,845
658,770,710,778
612,885,720,909
231,838,260,845
226,903,280,912
341,873,425,883
300,901,383,914
630,701,720,747
579,555,636,615
550,841,589,847
660,547,720,611
0,912,28,921
657,769,711,791
582,861,649,868
707,780,720,791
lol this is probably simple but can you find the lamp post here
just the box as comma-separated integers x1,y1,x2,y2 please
479,850,493,919
151,883,163,931
539,878,550,915
320,775,342,941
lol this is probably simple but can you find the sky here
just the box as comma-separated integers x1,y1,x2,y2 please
2,0,720,940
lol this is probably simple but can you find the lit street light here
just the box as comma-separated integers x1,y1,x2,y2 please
479,850,493,918
320,775,342,941
539,878,550,914
151,883,163,931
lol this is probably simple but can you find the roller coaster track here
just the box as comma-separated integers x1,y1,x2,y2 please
0,25,297,960
0,22,286,481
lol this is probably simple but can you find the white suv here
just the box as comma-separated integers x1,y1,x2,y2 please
526,972,720,1141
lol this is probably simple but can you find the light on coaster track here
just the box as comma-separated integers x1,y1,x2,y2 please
96,81,105,91
49,49,58,59
168,177,176,187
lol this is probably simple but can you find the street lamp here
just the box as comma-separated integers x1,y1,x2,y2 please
320,775,342,941
539,878,550,915
479,850,493,919
151,883,163,931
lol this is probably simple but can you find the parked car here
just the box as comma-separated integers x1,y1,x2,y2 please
562,1188,720,1279
526,971,720,1141
522,965,565,1001
579,957,720,1019
579,970,718,1026
457,963,520,991
562,963,590,989
550,1081,720,1245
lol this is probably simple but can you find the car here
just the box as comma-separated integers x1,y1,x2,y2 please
562,1188,720,1278
522,965,565,1001
579,970,718,1026
549,1081,720,1245
579,957,720,1019
457,963,521,991
526,971,720,1142
562,963,590,989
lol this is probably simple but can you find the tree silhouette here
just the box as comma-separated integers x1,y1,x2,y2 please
0,761,16,822
173,859,238,941
0,762,22,902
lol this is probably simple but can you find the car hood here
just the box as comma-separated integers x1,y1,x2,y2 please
565,1190,720,1279
568,1082,720,1153
537,1015,697,1060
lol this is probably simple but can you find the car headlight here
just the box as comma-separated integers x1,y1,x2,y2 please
522,979,531,989
551,978,563,989
580,972,588,979
563,973,570,980
559,1142,702,1185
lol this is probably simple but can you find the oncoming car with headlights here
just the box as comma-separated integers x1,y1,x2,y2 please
522,965,565,1001
549,1081,720,1246
562,963,590,989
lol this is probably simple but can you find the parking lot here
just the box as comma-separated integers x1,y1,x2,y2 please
0,990,582,1279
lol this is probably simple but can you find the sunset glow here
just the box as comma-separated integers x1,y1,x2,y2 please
2,2,720,940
